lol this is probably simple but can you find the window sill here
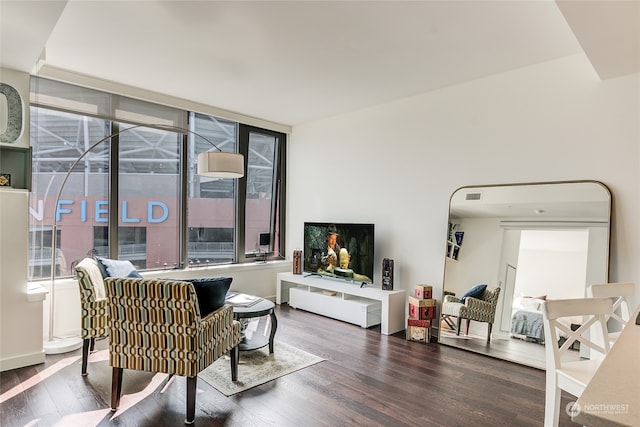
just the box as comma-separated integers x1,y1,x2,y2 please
27,284,48,302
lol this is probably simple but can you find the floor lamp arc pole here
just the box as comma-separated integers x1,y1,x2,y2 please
43,123,244,354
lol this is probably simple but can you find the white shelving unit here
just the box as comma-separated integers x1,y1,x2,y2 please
446,240,461,261
276,272,406,335
447,223,463,261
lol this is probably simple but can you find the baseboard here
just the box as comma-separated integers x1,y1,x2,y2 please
0,350,46,372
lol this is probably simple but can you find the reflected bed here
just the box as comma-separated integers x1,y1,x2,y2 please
511,309,545,343
510,296,581,345
510,296,546,344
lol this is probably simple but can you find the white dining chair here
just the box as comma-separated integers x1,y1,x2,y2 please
587,282,635,345
541,297,613,427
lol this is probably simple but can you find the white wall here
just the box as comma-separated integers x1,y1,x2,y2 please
514,230,589,299
444,218,503,295
288,54,640,308
0,68,46,371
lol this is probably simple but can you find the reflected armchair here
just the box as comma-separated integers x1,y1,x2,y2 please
105,278,241,425
441,287,501,343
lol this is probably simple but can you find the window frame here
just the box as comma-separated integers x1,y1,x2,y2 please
237,124,287,263
28,77,287,280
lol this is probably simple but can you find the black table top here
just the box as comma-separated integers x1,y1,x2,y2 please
231,297,275,318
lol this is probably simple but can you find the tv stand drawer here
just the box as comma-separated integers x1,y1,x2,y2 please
289,287,381,328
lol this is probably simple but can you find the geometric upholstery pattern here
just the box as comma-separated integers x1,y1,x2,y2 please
75,257,109,376
441,287,501,343
105,277,242,424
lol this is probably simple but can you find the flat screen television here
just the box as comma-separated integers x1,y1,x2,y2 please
303,222,375,284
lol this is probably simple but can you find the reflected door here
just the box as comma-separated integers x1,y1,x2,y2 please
499,264,517,333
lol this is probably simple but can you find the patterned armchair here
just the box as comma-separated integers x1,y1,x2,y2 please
441,287,501,343
74,257,109,376
105,278,241,425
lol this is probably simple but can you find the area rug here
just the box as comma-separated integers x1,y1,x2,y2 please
199,341,324,396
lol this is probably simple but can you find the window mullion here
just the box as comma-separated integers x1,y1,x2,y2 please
108,123,119,259
236,125,249,261
276,137,286,258
179,134,189,269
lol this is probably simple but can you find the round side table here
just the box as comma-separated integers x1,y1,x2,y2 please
232,298,277,353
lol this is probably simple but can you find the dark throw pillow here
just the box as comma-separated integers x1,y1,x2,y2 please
459,283,487,304
184,277,233,318
94,257,109,278
97,257,143,278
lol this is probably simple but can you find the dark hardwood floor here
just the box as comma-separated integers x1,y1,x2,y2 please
1,305,579,426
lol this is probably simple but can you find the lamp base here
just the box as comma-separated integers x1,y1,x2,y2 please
43,336,83,355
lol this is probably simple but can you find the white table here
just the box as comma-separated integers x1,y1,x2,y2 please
573,305,640,427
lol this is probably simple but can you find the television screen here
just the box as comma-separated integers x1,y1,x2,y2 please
303,222,375,284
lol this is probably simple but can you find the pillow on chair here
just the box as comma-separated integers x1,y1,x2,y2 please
94,256,109,278
183,277,233,318
97,258,143,278
459,284,487,303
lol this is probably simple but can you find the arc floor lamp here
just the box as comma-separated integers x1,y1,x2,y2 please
43,123,244,354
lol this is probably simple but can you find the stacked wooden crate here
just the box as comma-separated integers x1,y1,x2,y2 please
406,285,436,343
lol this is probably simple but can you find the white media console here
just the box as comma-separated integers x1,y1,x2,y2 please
276,272,406,335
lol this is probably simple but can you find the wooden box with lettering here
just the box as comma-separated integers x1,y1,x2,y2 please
406,325,429,343
414,285,433,299
408,296,436,320
407,317,431,328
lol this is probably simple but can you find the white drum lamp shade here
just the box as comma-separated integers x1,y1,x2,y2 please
197,151,244,179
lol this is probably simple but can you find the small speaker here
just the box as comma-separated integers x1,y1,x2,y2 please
382,258,394,290
259,233,270,246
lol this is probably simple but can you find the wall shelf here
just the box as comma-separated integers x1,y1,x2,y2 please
446,240,461,261
447,223,463,261
0,145,31,191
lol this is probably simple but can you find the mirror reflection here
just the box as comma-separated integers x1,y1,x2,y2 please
438,181,611,369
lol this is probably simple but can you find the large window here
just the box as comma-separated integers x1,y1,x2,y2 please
28,78,286,280
187,113,238,265
28,109,110,278
118,123,181,269
241,126,283,259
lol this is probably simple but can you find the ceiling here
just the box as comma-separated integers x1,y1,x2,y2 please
1,1,638,127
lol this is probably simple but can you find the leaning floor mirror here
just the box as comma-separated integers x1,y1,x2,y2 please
438,181,611,370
